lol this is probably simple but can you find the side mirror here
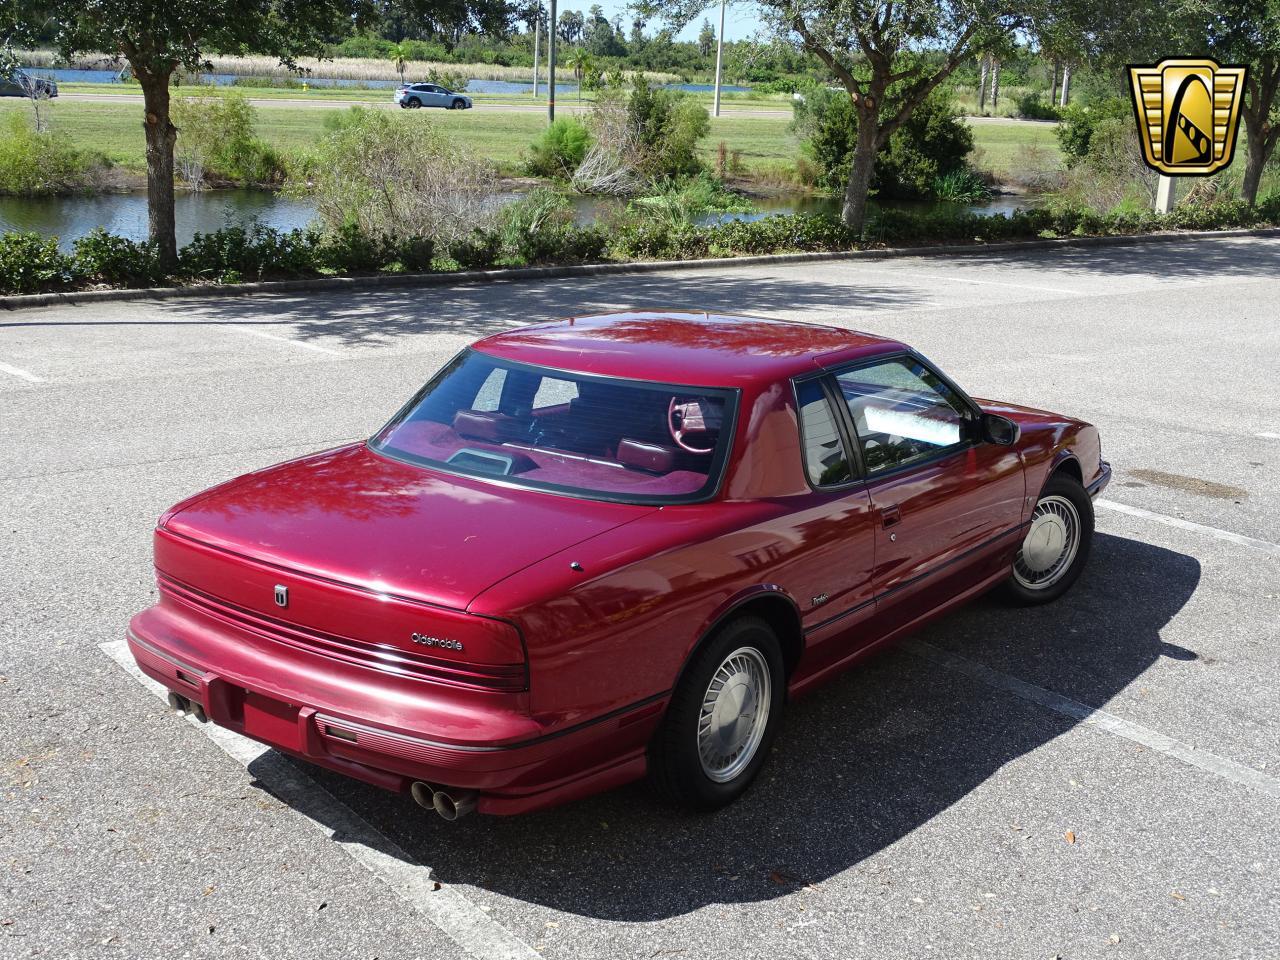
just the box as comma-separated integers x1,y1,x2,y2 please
981,413,1020,446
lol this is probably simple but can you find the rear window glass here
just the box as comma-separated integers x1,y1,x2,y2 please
371,350,737,504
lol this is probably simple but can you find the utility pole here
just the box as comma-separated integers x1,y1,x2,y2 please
712,0,726,117
529,1,540,97
548,0,557,122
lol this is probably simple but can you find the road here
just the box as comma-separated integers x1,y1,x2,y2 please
2,236,1278,960
55,92,1053,124
57,91,796,119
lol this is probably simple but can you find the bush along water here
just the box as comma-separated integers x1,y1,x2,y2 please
4,198,1280,296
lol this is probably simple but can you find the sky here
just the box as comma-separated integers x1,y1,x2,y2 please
544,0,766,43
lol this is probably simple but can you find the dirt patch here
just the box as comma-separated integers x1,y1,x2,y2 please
1126,469,1248,500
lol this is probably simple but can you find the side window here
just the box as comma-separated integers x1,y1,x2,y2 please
531,375,579,411
796,379,852,487
834,358,970,475
471,368,506,411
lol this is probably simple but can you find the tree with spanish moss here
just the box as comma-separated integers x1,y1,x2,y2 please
638,0,1034,231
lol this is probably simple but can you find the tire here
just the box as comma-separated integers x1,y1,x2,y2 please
649,615,784,811
451,98,466,110
1002,471,1094,605
405,97,422,109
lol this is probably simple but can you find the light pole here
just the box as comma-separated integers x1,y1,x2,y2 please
712,0,726,117
532,2,540,98
548,0,557,122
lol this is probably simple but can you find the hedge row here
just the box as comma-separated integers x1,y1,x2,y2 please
4,198,1279,296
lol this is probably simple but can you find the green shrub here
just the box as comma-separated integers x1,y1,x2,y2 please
524,118,592,178
0,232,75,294
1016,92,1062,121
792,86,974,200
627,80,711,179
1056,99,1132,168
393,235,435,272
0,113,107,196
178,224,318,282
932,168,991,203
172,92,286,186
447,228,503,269
73,229,167,287
315,222,392,274
298,108,496,245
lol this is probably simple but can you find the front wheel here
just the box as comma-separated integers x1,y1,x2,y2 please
451,98,466,110
1002,472,1094,605
649,615,784,811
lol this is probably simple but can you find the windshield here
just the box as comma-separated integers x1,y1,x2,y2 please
371,350,737,504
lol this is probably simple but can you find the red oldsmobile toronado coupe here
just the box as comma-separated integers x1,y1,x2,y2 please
127,312,1110,819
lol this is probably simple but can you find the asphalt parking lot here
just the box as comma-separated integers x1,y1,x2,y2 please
2,234,1278,960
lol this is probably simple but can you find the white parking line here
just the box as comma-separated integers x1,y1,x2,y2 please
227,325,344,356
99,639,540,960
0,360,43,383
906,640,1280,800
1096,498,1280,559
1256,432,1280,440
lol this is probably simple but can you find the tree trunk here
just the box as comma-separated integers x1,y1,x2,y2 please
977,55,989,111
1049,61,1059,106
991,60,1001,110
1060,63,1071,107
841,108,879,233
1241,115,1271,206
138,67,178,267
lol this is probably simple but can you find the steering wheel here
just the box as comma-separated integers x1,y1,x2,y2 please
668,397,717,454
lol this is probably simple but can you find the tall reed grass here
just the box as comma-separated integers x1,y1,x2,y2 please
15,49,681,86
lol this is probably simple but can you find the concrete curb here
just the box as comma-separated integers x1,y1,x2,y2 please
4,225,1278,311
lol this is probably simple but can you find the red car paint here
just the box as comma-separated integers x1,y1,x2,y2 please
127,312,1109,815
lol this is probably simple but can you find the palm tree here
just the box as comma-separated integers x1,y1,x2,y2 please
566,49,593,102
390,42,409,85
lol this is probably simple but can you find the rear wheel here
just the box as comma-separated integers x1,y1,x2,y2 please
1002,472,1093,605
649,615,784,811
405,97,422,109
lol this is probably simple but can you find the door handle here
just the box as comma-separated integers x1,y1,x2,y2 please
881,504,902,528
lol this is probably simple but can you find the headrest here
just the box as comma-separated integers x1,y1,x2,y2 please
617,439,677,473
453,410,521,442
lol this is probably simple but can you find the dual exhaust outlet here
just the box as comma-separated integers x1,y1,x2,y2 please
167,691,475,821
167,691,207,723
410,781,477,821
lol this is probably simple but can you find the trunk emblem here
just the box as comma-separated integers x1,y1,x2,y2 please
274,585,289,608
411,632,464,651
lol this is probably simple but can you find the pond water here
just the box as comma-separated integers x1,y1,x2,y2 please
0,189,1033,250
21,66,752,97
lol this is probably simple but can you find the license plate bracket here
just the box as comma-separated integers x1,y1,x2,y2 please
241,690,303,752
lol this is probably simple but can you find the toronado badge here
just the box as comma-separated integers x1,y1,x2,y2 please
1128,58,1246,176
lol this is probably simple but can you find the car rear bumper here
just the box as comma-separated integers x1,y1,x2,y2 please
126,607,665,815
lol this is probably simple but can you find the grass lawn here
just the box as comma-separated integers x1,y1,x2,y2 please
0,96,802,175
967,121,1062,180
0,94,1057,184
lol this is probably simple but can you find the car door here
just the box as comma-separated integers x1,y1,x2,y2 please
779,376,879,674
828,354,1025,635
422,84,447,107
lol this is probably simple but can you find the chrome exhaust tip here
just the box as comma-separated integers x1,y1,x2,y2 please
409,781,477,820
409,781,437,810
431,788,477,822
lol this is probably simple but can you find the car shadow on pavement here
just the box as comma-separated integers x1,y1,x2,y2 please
0,272,928,345
254,531,1200,921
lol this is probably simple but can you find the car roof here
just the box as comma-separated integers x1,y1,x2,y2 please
470,311,907,388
